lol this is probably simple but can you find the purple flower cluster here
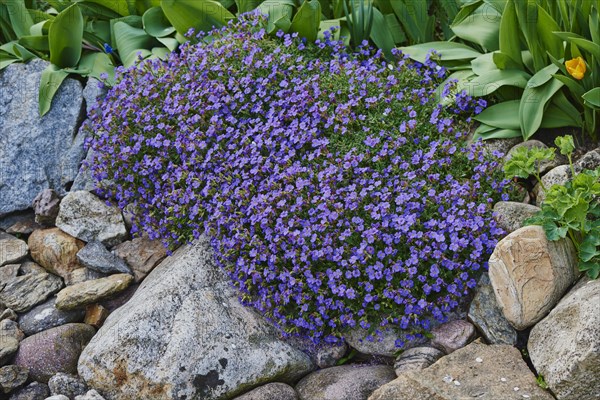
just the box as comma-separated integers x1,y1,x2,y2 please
86,13,509,344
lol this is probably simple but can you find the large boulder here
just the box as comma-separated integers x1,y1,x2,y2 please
0,59,85,216
369,340,555,400
528,279,600,400
77,237,314,400
488,226,579,330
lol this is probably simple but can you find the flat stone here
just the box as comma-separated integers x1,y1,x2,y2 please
369,340,555,400
113,236,167,282
0,59,85,216
0,309,17,322
0,211,35,231
7,381,50,400
345,328,428,358
55,191,127,247
13,323,95,383
488,225,579,330
528,279,600,400
74,389,106,400
32,189,61,226
76,241,131,275
18,298,85,336
296,365,395,400
533,164,571,206
0,273,63,313
234,383,298,400
1,320,24,343
64,268,106,286
0,233,28,267
574,147,600,172
468,274,517,346
6,218,42,235
394,347,445,376
28,228,84,280
431,320,476,354
48,373,88,399
0,336,19,366
77,237,314,400
505,140,560,175
0,365,28,394
0,264,20,282
492,201,541,234
46,395,70,400
19,261,46,275
71,151,96,193
316,342,348,369
55,274,133,310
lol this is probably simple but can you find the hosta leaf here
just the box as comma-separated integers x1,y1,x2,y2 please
142,6,175,37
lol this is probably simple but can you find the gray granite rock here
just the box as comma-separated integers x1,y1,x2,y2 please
0,264,20,282
574,147,600,172
76,241,131,275
0,308,17,322
296,365,396,400
0,336,19,366
533,164,572,206
345,328,428,358
55,191,127,247
74,389,105,400
0,233,28,267
234,383,298,400
8,381,50,400
70,151,96,193
0,59,85,216
528,279,600,400
0,365,28,394
492,201,541,234
48,373,87,399
82,78,107,116
0,320,24,343
13,323,95,383
32,189,61,226
0,273,63,313
77,237,315,400
46,396,70,400
19,261,46,275
468,274,517,346
394,347,444,376
316,343,348,369
18,298,85,336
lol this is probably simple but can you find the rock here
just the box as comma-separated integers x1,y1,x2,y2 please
0,309,18,322
55,191,127,247
0,336,19,366
0,273,64,313
369,340,555,400
505,140,560,175
76,241,131,275
0,59,85,216
64,268,106,286
234,383,298,400
74,389,105,400
296,365,395,400
0,233,28,267
528,279,600,400
113,236,167,282
345,328,427,358
82,78,107,116
70,152,96,193
1,320,24,343
98,283,138,313
574,147,600,172
468,274,517,346
492,201,541,234
13,323,95,383
83,305,108,329
33,190,61,226
77,237,314,400
55,274,133,310
488,225,579,330
19,262,46,275
46,396,70,400
48,373,88,399
480,138,521,158
0,264,20,282
393,347,445,376
0,365,29,394
316,343,348,369
0,211,35,231
8,381,50,400
431,320,476,354
6,217,42,235
18,298,85,337
28,228,84,280
533,164,572,206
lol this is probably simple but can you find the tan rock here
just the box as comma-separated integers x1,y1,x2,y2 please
84,304,108,328
28,228,84,280
488,226,578,330
113,236,167,282
0,233,28,267
369,340,555,400
55,274,133,310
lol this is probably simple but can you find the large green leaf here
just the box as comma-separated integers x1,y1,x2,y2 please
235,0,264,14
582,87,600,108
3,0,34,38
519,77,564,139
471,52,496,75
370,8,394,58
77,52,115,83
384,13,406,45
527,63,559,88
467,69,531,97
79,0,131,16
290,0,321,42
48,4,83,68
400,41,482,64
552,74,585,103
493,51,523,70
474,100,521,129
498,0,522,66
391,0,434,43
554,31,600,59
257,0,294,34
39,63,68,116
540,97,582,129
451,6,500,51
162,0,235,36
18,35,49,52
473,126,521,140
142,6,175,37
535,4,562,59
113,21,155,67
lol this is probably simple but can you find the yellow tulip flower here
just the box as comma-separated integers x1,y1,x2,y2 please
565,57,586,80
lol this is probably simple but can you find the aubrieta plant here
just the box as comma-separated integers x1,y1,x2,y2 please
86,12,509,345
506,135,600,279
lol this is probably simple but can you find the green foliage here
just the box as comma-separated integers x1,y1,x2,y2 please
536,375,549,390
402,0,600,141
508,136,600,279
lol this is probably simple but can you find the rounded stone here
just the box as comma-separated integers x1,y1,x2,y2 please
234,382,297,400
48,373,87,398
18,298,85,337
28,228,84,280
7,381,50,400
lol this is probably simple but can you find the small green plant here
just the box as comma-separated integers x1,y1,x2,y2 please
505,135,600,279
536,374,549,389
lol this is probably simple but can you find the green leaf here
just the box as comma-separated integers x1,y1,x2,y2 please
582,88,600,108
467,69,531,97
235,0,263,14
384,13,406,45
142,6,175,37
527,63,560,88
543,221,568,241
552,74,586,101
113,21,155,67
498,0,521,66
580,232,600,262
156,35,179,51
78,0,130,16
579,260,600,279
471,52,496,75
77,52,114,83
162,0,235,36
493,51,523,70
48,4,83,68
3,0,34,38
17,35,49,52
519,78,564,140
290,0,321,42
399,41,482,64
541,101,582,129
39,63,68,116
535,4,562,59
369,8,394,58
391,0,434,43
451,6,500,51
554,31,600,59
474,100,520,129
473,127,522,140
